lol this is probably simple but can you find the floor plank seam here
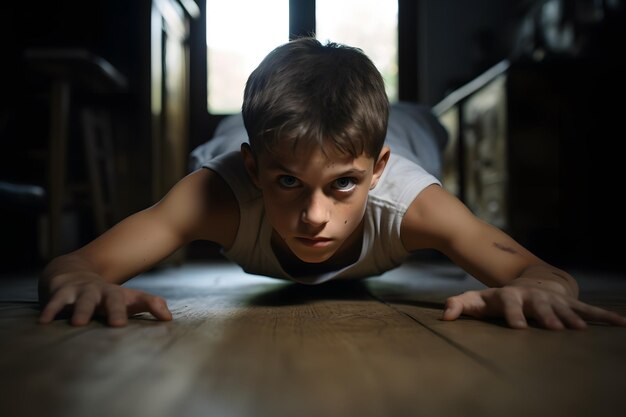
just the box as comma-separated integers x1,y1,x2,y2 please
366,291,507,379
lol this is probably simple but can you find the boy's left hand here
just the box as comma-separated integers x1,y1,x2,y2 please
442,285,626,330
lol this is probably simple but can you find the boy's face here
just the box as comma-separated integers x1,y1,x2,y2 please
242,143,389,264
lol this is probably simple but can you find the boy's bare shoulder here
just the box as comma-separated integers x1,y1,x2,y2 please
400,184,476,251
159,168,240,248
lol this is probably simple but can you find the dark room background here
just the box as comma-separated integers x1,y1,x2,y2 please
1,0,624,274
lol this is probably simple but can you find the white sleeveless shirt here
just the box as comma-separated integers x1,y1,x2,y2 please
202,151,440,285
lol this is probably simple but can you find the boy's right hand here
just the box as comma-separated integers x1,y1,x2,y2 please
39,273,173,327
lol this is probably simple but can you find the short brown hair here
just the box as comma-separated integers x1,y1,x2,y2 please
242,37,389,159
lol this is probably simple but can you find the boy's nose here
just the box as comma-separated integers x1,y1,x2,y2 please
301,191,330,227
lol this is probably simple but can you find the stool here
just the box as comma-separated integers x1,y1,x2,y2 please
24,49,127,259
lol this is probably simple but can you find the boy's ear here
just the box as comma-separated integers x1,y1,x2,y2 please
370,146,390,190
241,143,260,188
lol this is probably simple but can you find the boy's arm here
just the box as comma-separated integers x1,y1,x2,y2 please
401,184,626,330
39,168,239,327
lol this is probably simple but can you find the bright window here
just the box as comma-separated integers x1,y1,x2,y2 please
206,0,398,113
206,0,289,114
316,0,398,102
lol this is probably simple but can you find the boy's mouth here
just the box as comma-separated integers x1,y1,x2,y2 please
295,236,334,248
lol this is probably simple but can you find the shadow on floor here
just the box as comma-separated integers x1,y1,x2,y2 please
245,279,377,307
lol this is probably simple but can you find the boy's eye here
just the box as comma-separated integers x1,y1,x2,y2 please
278,175,301,188
332,177,356,191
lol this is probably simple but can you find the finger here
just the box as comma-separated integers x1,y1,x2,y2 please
70,291,102,326
103,290,128,327
499,292,528,329
552,303,587,330
147,296,173,321
526,301,564,330
444,290,491,319
127,292,173,322
442,297,464,321
611,313,626,326
573,302,626,327
39,289,77,324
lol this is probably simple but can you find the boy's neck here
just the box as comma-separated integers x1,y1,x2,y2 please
270,221,364,278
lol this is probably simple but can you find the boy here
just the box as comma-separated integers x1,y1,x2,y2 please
38,37,626,330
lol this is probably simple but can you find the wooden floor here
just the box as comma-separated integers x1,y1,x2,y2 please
1,259,625,417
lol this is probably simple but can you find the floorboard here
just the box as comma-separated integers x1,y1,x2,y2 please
368,262,626,417
0,260,624,417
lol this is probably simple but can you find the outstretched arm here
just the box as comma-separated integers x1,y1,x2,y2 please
39,168,239,327
401,184,626,330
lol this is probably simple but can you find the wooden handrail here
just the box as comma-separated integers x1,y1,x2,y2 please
432,60,509,117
